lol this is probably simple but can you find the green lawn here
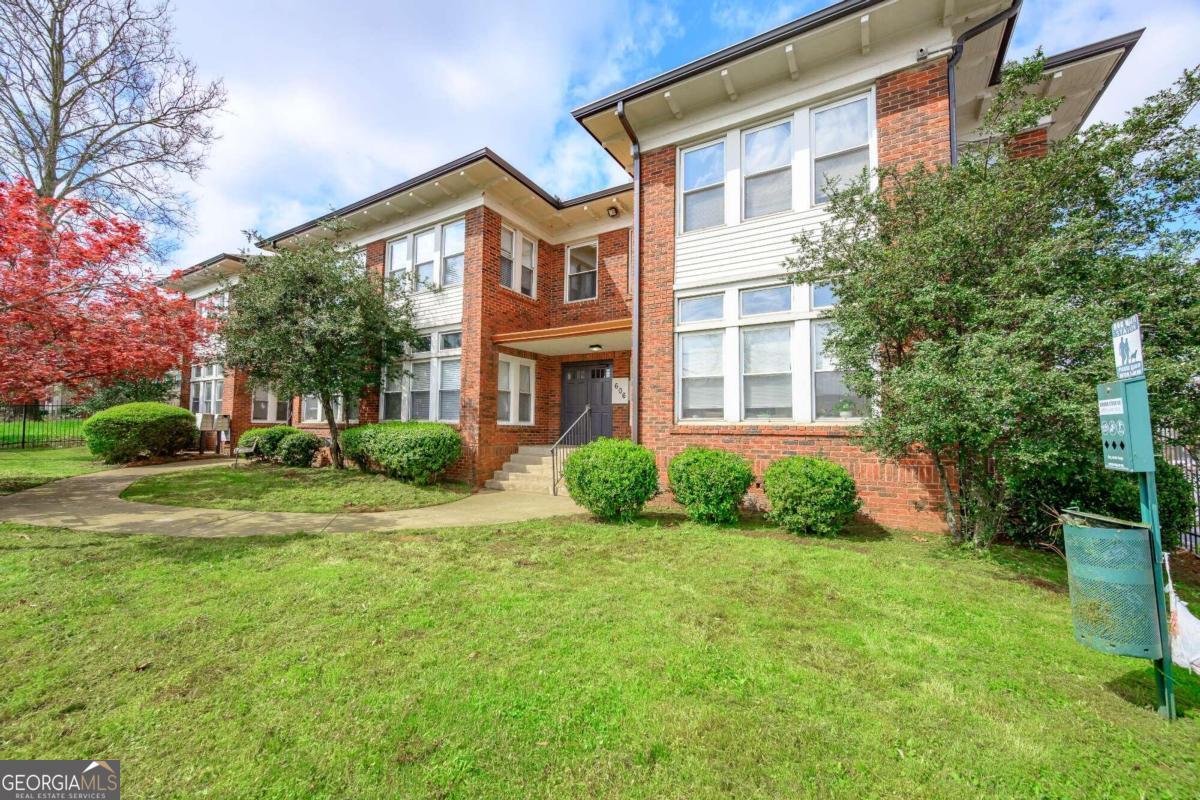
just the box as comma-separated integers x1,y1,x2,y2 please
0,446,108,495
0,418,86,448
120,462,469,513
1,518,1197,799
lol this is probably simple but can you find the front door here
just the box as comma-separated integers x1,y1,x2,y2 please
561,362,613,442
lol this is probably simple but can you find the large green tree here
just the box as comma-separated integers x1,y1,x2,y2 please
221,230,422,468
788,55,1200,546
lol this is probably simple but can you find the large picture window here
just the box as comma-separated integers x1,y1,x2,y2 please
566,242,598,302
813,95,871,204
681,140,725,232
380,327,462,423
743,120,792,219
679,331,724,419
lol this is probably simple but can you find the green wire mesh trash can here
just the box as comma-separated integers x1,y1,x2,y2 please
1060,509,1163,660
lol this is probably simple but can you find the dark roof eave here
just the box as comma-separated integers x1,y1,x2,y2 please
571,0,881,121
258,150,632,247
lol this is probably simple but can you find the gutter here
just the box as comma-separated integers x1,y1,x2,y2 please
947,0,1023,165
615,100,641,445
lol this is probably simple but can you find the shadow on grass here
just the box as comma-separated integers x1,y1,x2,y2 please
129,531,320,564
1105,665,1200,717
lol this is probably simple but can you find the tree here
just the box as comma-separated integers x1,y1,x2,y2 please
78,373,177,414
787,56,1200,547
220,231,423,468
0,177,207,403
0,0,226,247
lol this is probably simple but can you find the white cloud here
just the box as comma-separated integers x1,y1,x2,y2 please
164,0,683,271
710,0,812,36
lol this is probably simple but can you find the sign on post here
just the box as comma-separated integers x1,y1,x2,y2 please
1112,315,1144,379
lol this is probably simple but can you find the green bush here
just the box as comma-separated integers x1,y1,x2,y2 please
762,456,861,536
345,422,461,484
243,425,301,459
1006,456,1195,551
563,438,659,522
668,446,754,524
276,431,322,467
82,402,196,464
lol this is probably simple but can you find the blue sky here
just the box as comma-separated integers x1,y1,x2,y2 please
166,0,1200,270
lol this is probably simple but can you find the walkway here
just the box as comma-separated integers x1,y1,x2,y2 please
0,460,583,537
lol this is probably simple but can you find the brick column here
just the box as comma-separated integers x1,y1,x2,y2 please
1008,126,1049,159
876,56,951,173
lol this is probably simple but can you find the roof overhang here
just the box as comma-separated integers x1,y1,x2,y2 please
956,28,1142,142
259,148,632,248
493,318,632,356
162,253,246,293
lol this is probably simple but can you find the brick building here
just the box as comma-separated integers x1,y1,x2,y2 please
166,0,1140,528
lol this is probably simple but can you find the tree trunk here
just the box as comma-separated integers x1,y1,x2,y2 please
320,393,344,469
931,451,962,542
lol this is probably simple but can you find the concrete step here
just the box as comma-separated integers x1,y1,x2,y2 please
517,445,553,456
509,452,553,466
497,462,552,477
485,474,552,493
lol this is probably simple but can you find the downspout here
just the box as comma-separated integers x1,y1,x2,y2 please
615,100,641,444
947,0,1022,165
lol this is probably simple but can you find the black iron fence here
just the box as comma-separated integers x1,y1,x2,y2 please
0,404,88,449
1158,432,1199,553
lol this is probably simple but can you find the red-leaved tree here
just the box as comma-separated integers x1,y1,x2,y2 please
0,178,207,403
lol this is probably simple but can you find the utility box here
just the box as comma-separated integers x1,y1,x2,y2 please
1096,378,1155,473
1061,509,1163,659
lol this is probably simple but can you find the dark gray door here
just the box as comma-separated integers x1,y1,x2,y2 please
561,362,612,441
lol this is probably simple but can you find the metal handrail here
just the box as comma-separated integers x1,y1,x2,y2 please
551,404,591,495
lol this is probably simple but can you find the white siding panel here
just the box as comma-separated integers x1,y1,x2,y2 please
410,285,463,329
675,207,830,289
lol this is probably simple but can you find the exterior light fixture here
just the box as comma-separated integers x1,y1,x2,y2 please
606,206,619,218
589,344,603,352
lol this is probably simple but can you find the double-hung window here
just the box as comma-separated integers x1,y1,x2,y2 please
382,328,461,423
497,355,535,425
500,225,537,298
812,321,866,419
743,120,792,219
566,242,598,302
251,387,290,423
742,326,792,418
387,237,410,288
189,363,224,414
413,229,436,287
441,220,464,286
301,394,359,424
679,331,724,419
812,95,872,204
681,141,725,232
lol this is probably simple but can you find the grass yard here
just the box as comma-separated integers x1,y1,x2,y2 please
0,446,108,495
1,518,1197,799
0,418,86,448
120,461,470,513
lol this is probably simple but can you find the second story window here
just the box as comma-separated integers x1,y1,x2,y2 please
500,224,537,298
387,238,409,286
441,220,464,286
566,242,598,302
813,95,871,204
413,229,436,287
681,140,725,232
743,120,792,219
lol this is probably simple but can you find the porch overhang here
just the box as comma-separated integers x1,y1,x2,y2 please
493,318,632,356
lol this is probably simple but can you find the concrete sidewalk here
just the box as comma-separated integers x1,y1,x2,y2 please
0,460,583,537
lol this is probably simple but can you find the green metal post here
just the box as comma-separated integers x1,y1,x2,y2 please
1139,471,1176,720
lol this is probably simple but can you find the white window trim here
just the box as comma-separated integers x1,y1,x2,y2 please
497,354,536,426
384,217,467,294
741,116,793,222
739,284,793,317
810,90,878,207
739,323,795,422
672,281,863,425
564,240,600,304
250,386,290,424
379,326,463,423
678,138,726,235
301,394,359,424
188,362,224,416
500,223,538,299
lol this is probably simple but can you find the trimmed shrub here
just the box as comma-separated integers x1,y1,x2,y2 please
1006,456,1195,551
763,456,861,537
276,431,322,467
252,425,302,459
351,422,462,484
668,446,754,524
82,402,196,464
563,438,658,522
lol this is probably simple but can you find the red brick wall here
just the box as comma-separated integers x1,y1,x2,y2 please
876,56,951,174
1008,126,1049,159
634,61,955,531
